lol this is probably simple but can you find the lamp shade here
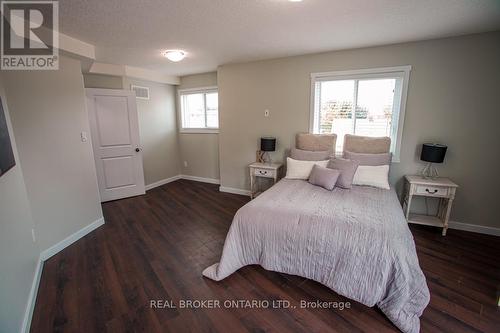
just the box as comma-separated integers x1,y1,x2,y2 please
260,137,276,152
420,143,447,163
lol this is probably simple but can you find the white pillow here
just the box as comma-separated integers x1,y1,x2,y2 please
285,157,329,180
352,165,390,190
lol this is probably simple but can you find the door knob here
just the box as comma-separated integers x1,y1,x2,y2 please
135,148,141,152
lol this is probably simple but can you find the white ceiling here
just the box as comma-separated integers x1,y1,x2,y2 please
59,0,500,76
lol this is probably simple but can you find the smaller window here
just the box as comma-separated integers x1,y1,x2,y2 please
178,87,218,133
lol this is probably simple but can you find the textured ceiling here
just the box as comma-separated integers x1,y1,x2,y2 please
59,0,500,76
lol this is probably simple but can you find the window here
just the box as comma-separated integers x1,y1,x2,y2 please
310,66,411,161
178,87,218,133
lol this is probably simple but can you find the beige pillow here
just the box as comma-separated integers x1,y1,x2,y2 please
343,134,391,154
291,148,331,161
296,133,336,154
344,151,392,166
285,157,329,180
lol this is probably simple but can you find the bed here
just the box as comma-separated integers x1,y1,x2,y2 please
203,135,430,333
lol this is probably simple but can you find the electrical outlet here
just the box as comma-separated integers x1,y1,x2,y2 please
183,161,188,167
264,109,270,117
31,229,36,243
81,131,88,142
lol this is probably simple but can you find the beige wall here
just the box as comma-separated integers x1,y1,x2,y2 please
3,56,103,251
0,75,40,333
83,73,124,89
123,78,181,185
179,72,218,89
178,72,220,180
218,31,500,228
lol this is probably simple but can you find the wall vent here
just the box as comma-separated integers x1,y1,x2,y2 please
131,85,150,100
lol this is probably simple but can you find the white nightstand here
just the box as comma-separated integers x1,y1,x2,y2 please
249,162,283,199
402,175,459,236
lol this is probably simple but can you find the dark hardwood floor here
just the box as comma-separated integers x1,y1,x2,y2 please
30,179,500,332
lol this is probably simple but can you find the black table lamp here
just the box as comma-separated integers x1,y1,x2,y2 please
420,143,447,179
259,137,276,164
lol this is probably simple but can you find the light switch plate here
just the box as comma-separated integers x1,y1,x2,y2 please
81,131,88,142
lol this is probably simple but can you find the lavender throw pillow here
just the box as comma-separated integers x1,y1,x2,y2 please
291,148,331,161
343,151,392,166
308,165,340,191
327,158,359,189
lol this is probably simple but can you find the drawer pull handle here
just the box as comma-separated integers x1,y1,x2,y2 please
425,188,438,194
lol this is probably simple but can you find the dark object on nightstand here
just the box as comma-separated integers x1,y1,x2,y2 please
257,137,276,163
420,143,447,179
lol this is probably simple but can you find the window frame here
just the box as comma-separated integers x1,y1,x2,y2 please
309,66,411,162
178,86,219,134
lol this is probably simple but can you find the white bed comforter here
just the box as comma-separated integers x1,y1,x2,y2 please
203,179,430,333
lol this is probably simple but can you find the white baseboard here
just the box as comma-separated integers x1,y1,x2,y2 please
145,175,182,191
146,175,220,191
448,221,500,236
181,175,220,184
23,217,105,332
21,256,43,333
219,186,251,196
40,217,105,261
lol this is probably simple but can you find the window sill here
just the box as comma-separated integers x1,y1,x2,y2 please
179,128,219,134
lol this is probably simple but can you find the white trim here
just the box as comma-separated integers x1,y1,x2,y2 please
40,217,105,261
219,186,251,196
177,86,218,94
179,129,220,134
21,257,43,333
146,175,220,191
145,175,182,191
181,175,220,184
309,76,317,136
448,221,500,237
23,217,105,332
309,65,411,163
393,69,410,163
311,65,412,79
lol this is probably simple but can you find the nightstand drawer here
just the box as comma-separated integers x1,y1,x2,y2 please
253,168,275,178
415,185,448,197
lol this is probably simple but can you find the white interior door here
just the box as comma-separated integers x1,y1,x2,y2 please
86,88,145,202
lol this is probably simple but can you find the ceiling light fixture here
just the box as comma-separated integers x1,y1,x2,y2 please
288,0,303,2
162,50,186,62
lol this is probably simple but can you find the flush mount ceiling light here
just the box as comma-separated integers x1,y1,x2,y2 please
288,0,303,2
162,50,186,62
